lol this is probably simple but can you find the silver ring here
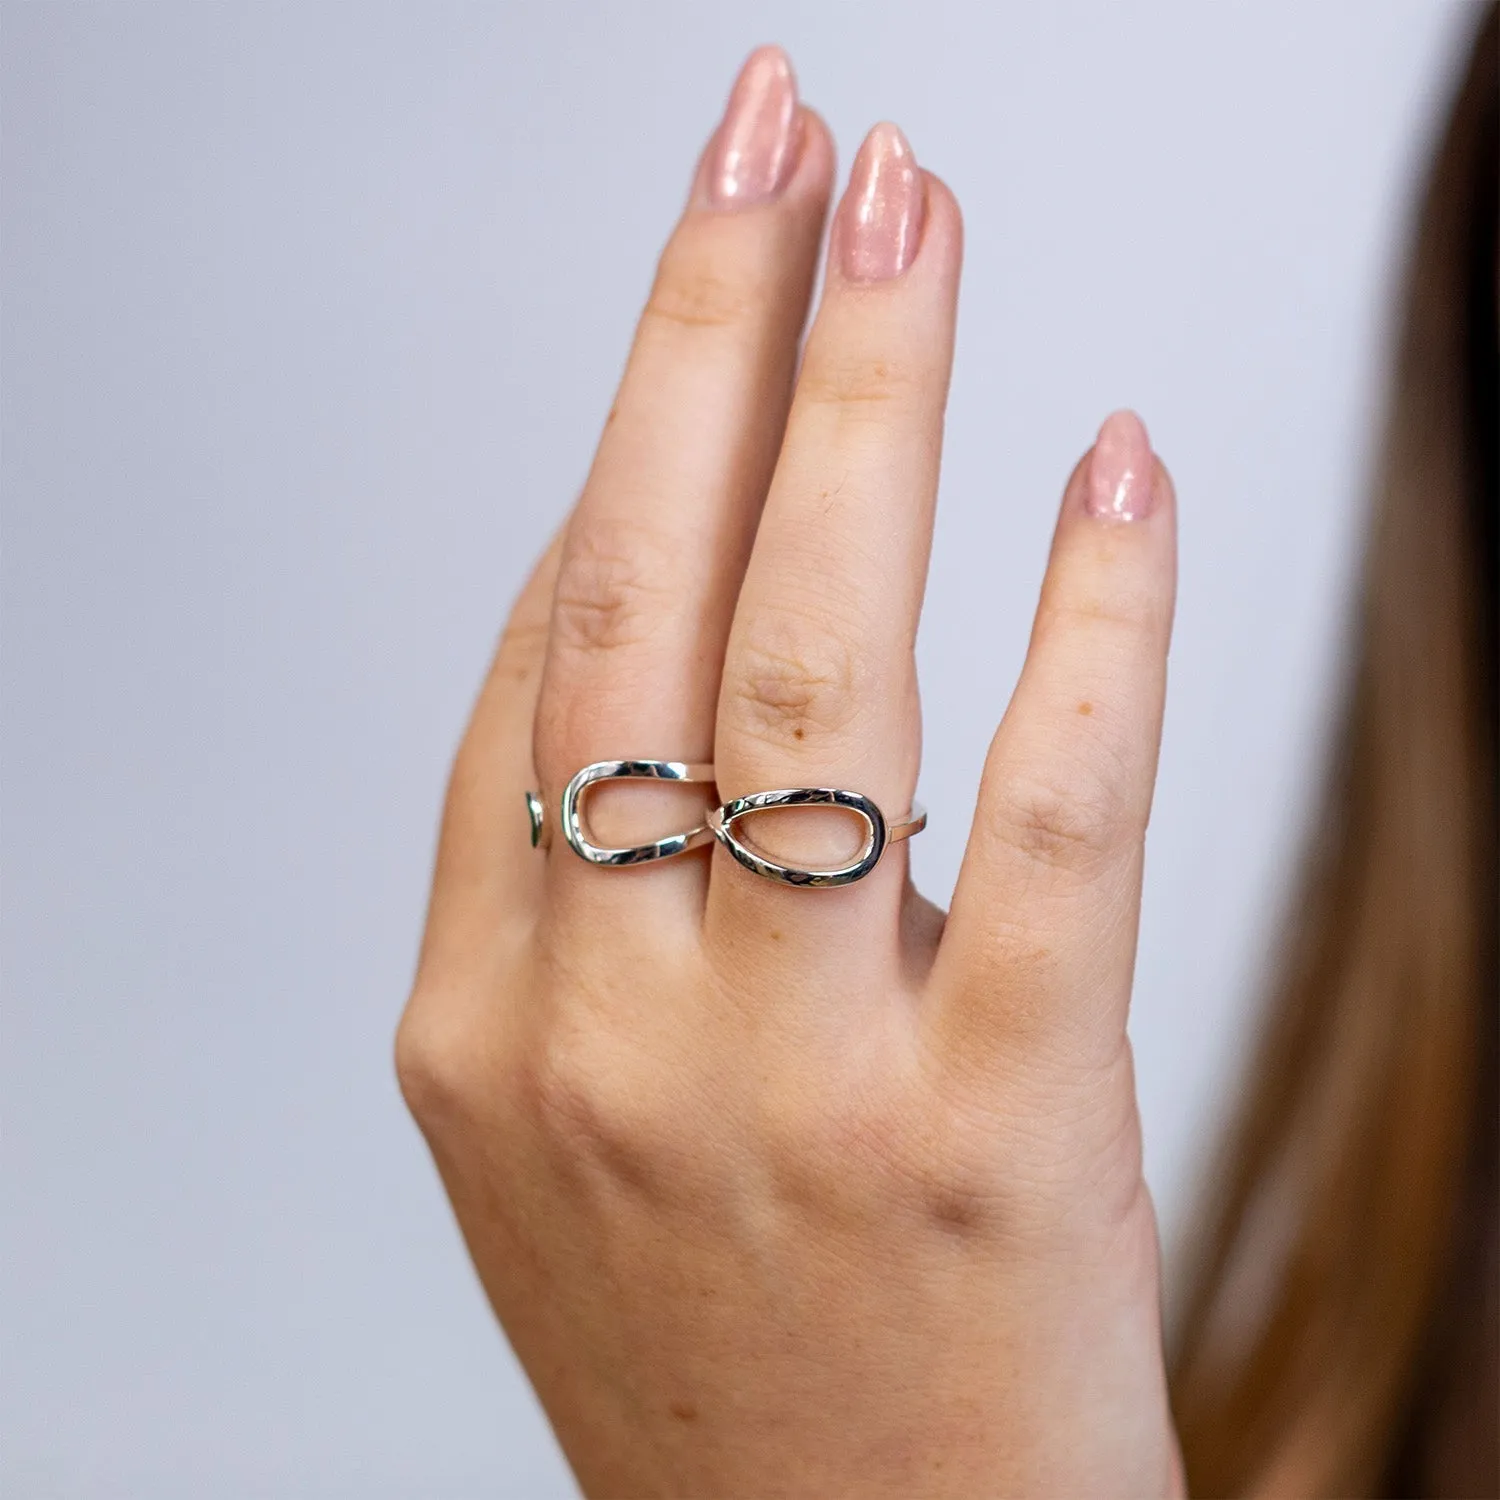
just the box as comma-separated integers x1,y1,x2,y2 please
708,787,927,888
525,789,550,849
537,759,717,866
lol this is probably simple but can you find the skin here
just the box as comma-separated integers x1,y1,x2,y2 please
397,81,1184,1500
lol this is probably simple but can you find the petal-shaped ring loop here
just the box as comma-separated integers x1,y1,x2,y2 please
556,759,717,867
708,788,927,888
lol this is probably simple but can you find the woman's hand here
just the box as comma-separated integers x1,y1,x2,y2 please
398,47,1181,1499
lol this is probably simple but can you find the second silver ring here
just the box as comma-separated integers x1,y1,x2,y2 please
708,787,926,889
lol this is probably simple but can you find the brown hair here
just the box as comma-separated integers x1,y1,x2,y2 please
1169,8,1498,1496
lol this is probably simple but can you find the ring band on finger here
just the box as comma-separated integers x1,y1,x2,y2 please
528,759,719,866
709,787,926,888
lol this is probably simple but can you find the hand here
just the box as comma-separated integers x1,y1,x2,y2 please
398,47,1182,1499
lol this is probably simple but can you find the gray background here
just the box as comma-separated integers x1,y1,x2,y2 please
2,3,1479,1495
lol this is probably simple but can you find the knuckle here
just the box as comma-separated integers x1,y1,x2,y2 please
394,995,487,1134
758,1073,909,1223
642,245,761,334
985,751,1131,880
1037,592,1168,650
493,611,551,682
958,1055,1151,1243
796,352,915,415
521,1024,681,1192
550,520,670,656
906,1122,1010,1237
763,1076,1010,1240
726,605,866,750
921,1083,1140,1245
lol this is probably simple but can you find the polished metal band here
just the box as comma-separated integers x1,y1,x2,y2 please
708,787,926,888
542,759,718,867
527,764,926,887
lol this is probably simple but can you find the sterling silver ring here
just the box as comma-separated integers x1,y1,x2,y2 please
529,759,717,867
708,787,927,888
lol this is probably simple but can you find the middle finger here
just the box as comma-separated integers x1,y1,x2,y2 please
708,123,963,962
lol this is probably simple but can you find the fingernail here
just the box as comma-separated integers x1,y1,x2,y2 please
705,46,800,209
1086,411,1156,521
837,122,925,282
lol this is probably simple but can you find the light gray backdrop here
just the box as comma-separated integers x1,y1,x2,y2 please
2,3,1478,1495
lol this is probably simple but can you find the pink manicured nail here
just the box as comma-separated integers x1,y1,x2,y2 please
837,122,925,282
1087,411,1156,521
706,46,800,209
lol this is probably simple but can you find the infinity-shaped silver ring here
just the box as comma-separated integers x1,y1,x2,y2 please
708,787,926,889
528,765,926,887
527,759,717,866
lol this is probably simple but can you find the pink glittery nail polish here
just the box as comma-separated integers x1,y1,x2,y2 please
1087,411,1156,521
836,122,925,282
705,46,800,210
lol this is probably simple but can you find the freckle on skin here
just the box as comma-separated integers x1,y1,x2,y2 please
793,726,804,739
931,1191,983,1233
1077,701,1093,716
669,1400,698,1422
769,930,782,941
